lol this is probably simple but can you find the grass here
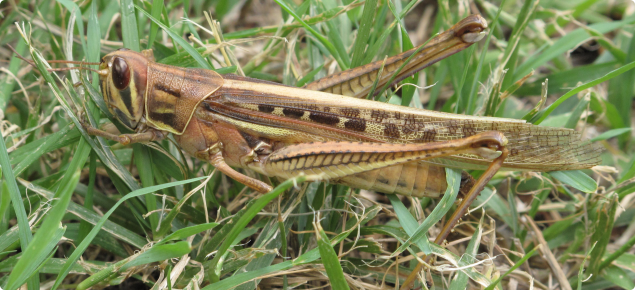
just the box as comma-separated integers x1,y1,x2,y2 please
1,0,634,289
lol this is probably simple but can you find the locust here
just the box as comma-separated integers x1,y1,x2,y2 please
13,14,600,197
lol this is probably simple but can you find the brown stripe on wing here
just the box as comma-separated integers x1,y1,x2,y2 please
199,100,382,143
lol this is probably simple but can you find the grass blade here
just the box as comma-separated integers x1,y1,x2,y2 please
51,177,206,290
135,4,212,70
350,0,378,68
529,60,635,124
207,176,306,282
391,168,461,255
549,171,597,193
316,222,350,290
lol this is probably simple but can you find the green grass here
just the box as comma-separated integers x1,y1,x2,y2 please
1,0,634,289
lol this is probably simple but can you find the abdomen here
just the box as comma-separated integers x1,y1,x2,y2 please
332,162,447,197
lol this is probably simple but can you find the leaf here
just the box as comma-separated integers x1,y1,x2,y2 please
316,223,351,290
590,127,632,142
156,223,219,246
549,170,597,193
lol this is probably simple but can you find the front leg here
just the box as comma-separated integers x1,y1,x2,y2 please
82,121,165,145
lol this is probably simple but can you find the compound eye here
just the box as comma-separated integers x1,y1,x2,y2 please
112,57,130,90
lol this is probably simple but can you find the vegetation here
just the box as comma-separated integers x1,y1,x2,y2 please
0,0,634,289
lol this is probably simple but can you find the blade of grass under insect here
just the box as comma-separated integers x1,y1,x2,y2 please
427,63,448,110
587,192,619,277
529,60,635,124
208,222,491,290
601,265,635,289
154,176,212,238
392,168,461,255
2,225,66,290
386,0,418,107
122,241,192,271
51,176,206,290
0,256,101,276
0,182,10,239
77,153,96,246
76,241,191,290
207,176,306,282
474,188,515,227
514,14,635,82
278,217,288,290
225,192,307,289
135,4,212,70
484,245,539,290
11,179,146,251
387,194,431,252
453,45,475,113
4,169,81,290
195,206,251,261
273,0,348,70
205,205,379,290
133,145,159,238
316,222,351,290
366,57,387,100
0,115,35,289
449,213,485,289
600,233,635,271
156,223,219,246
549,171,597,193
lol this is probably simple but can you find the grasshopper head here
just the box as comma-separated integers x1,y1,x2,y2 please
99,48,150,130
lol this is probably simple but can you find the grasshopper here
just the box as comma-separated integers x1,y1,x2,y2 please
84,14,599,195
14,14,599,247
14,14,600,198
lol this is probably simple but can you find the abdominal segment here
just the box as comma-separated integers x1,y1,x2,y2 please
331,162,447,197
